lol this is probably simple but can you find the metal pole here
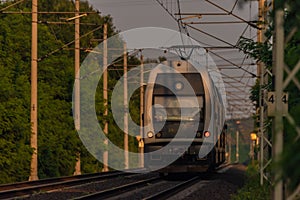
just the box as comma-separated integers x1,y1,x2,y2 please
139,54,144,168
73,0,81,175
236,129,239,163
259,78,265,184
257,0,272,185
29,0,38,181
258,0,265,185
273,8,284,200
123,43,129,169
102,23,109,172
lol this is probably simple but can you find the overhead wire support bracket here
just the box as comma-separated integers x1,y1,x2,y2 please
163,45,202,60
175,12,228,16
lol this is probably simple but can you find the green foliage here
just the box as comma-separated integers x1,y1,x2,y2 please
280,105,300,191
0,139,32,183
238,37,272,68
237,0,300,193
0,3,33,183
231,164,271,200
0,0,124,182
249,79,260,104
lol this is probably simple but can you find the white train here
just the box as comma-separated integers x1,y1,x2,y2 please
143,59,226,173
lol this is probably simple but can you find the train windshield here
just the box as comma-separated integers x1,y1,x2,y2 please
153,96,203,121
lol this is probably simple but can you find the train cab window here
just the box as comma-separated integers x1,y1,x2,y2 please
153,96,204,122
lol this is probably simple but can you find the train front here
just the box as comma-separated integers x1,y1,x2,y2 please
143,60,214,173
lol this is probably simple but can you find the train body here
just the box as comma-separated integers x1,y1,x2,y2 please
143,59,226,173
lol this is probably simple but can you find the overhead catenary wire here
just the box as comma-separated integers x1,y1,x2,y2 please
155,0,257,77
1,11,99,14
205,0,259,29
38,25,103,61
79,48,140,81
97,0,195,7
155,0,258,118
230,0,239,13
0,0,25,12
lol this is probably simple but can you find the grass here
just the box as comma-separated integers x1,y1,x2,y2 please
231,163,271,200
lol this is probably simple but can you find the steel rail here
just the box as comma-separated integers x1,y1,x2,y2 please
143,176,200,200
72,177,160,200
0,169,146,199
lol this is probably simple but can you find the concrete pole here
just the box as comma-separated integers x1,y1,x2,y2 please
29,0,39,181
123,43,129,169
102,23,109,172
74,152,81,175
273,8,284,200
73,0,81,175
139,54,144,168
74,0,80,131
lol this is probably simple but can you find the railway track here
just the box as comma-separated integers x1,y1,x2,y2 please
72,175,203,200
73,176,161,200
0,168,146,200
143,176,201,200
0,165,233,200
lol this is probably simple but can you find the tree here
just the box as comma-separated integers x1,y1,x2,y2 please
0,0,123,182
0,7,33,183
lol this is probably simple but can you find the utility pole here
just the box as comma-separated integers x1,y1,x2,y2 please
102,23,109,172
123,43,129,169
29,0,39,181
139,54,144,168
74,0,80,132
273,8,284,200
74,0,81,175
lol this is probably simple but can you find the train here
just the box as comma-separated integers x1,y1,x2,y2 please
143,57,226,173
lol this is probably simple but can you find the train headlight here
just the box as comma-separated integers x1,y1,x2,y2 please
147,131,154,138
174,82,183,91
204,131,210,138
